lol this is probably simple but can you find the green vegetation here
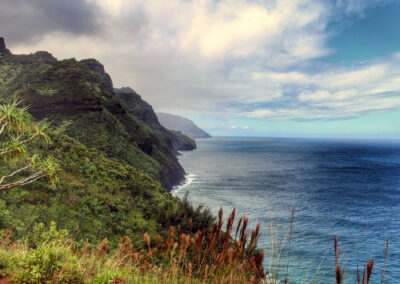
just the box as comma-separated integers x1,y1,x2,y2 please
0,209,264,284
0,99,58,192
0,39,259,283
0,41,216,254
0,38,388,284
114,87,196,153
0,99,210,247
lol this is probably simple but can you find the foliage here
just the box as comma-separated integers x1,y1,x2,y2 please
166,192,215,234
0,99,58,192
0,210,265,284
0,51,214,248
0,43,226,282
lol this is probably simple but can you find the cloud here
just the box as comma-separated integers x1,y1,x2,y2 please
0,0,103,45
336,0,391,15
5,0,400,123
248,53,400,119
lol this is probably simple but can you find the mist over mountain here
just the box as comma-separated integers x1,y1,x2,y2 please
157,112,211,139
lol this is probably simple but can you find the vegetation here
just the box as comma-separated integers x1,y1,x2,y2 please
0,99,58,192
0,41,228,282
0,209,265,283
0,39,389,283
0,51,213,247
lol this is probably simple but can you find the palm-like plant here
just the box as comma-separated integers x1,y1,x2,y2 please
0,98,59,191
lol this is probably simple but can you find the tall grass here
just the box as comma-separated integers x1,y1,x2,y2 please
0,210,391,283
0,208,265,283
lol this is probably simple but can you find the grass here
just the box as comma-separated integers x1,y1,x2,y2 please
0,208,392,283
0,208,265,283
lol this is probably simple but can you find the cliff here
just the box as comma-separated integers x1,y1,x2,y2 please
114,87,196,152
0,38,193,190
157,112,211,139
0,37,11,56
0,37,213,247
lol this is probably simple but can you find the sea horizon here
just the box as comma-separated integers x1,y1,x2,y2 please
204,136,400,142
174,137,400,283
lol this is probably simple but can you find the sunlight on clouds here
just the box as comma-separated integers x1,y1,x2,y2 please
181,0,330,60
97,0,124,11
9,0,400,124
184,5,278,58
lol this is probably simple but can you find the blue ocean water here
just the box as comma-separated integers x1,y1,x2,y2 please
173,137,400,283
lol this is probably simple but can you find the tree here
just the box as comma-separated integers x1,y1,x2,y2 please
0,99,58,191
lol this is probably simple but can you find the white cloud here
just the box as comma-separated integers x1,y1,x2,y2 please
8,0,400,121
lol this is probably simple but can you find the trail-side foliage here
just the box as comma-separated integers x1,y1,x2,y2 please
0,99,58,192
0,101,213,248
0,209,265,284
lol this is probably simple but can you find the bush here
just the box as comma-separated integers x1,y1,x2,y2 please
15,244,83,283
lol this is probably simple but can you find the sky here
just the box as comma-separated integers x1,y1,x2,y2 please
2,0,400,138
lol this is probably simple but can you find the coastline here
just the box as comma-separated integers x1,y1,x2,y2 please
171,173,196,195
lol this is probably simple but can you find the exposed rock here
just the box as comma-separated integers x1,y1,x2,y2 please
170,130,197,150
0,37,11,56
115,87,197,153
80,58,114,94
114,87,159,124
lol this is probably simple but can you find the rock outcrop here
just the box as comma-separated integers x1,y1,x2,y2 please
115,87,197,153
80,58,114,94
0,37,11,56
157,112,211,139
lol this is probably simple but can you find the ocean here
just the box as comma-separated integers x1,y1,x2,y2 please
172,137,400,283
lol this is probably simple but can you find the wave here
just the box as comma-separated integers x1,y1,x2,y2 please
171,173,196,194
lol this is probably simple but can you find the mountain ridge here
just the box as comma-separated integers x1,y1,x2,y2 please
157,112,211,139
0,37,214,246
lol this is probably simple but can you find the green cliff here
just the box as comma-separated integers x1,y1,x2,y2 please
0,37,213,247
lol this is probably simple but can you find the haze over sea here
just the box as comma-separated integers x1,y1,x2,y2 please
173,137,400,283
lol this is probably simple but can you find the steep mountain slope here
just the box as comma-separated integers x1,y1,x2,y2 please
0,39,195,190
157,112,211,139
114,87,196,152
0,37,215,245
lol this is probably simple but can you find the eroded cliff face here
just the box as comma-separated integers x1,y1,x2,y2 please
0,38,189,190
18,60,104,120
114,87,159,124
114,87,197,153
0,37,11,56
80,58,114,94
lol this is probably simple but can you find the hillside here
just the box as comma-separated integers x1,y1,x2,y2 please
157,112,211,139
0,37,213,247
114,87,196,153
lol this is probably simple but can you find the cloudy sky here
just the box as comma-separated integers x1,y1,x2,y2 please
2,0,400,138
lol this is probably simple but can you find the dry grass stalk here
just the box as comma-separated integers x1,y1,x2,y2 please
381,238,389,284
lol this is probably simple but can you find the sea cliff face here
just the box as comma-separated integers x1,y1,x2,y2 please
0,37,218,256
157,112,211,139
0,37,192,190
115,87,197,153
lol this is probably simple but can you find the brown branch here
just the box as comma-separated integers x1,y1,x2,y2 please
0,163,32,184
0,171,44,191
